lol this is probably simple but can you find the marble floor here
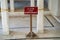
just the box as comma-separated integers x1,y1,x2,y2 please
0,15,60,40
0,15,52,34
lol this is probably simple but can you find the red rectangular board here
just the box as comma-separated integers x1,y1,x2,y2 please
24,7,38,14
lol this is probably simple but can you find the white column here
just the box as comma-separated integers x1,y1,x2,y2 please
37,0,44,33
1,0,9,35
48,0,52,11
30,0,35,6
10,0,14,12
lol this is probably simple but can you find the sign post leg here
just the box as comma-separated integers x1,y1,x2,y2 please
26,14,37,38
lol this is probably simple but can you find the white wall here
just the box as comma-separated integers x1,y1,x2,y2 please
57,0,60,16
48,0,59,16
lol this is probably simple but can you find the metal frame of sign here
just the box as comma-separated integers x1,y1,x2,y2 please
24,7,38,38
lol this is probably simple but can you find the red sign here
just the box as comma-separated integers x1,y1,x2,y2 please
24,7,38,14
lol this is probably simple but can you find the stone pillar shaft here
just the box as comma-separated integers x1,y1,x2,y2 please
37,0,44,33
1,0,9,35
10,0,14,12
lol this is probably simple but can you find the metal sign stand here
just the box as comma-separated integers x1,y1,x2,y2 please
26,14,37,38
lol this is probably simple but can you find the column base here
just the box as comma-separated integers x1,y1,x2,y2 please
26,32,37,38
37,30,44,34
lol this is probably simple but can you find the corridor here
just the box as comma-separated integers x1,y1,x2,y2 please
0,0,60,40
